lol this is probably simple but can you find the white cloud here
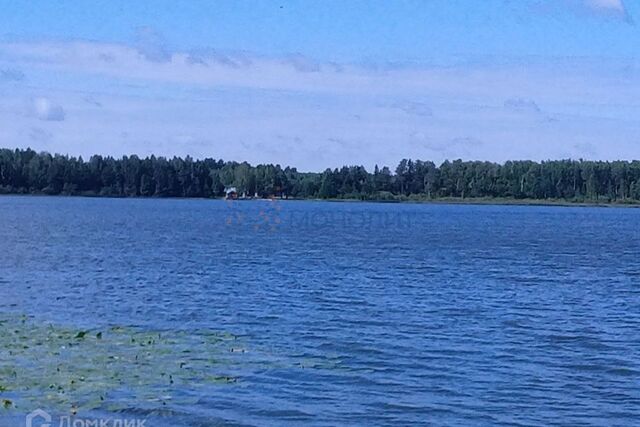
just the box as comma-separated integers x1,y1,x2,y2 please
282,54,321,73
135,26,171,63
0,39,639,169
2,39,637,105
586,0,625,12
186,49,252,68
541,0,633,22
579,0,633,22
32,97,65,121
504,98,542,114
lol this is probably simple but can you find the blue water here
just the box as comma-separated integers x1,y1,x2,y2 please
1,196,640,426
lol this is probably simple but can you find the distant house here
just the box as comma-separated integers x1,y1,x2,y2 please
225,187,238,200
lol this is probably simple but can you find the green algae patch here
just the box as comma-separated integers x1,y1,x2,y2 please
0,314,242,415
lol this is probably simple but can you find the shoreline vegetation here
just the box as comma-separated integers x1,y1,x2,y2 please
2,147,640,208
2,193,639,208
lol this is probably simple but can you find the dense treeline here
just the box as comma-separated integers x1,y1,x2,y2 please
2,148,640,202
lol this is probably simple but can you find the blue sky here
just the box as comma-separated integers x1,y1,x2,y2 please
0,0,638,170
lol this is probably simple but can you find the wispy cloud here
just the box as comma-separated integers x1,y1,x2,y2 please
0,38,638,169
281,54,322,73
586,0,625,13
1,68,25,82
186,49,252,68
572,0,633,23
29,126,54,143
504,98,541,114
134,26,172,63
395,101,434,117
31,97,65,121
2,39,636,103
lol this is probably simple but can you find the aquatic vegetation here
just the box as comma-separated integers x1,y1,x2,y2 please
0,314,242,415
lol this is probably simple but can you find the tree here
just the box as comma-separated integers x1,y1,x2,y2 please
0,147,638,204
318,169,338,199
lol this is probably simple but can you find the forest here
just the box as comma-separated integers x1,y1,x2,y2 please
2,147,640,203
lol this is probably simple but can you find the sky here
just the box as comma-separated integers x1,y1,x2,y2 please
0,0,638,171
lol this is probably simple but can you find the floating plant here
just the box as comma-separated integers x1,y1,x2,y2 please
0,313,243,416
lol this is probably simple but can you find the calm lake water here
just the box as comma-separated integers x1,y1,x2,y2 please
1,196,640,426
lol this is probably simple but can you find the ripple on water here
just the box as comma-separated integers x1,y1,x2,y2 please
1,198,640,426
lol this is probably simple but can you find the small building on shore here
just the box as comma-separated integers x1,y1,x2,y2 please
225,187,238,200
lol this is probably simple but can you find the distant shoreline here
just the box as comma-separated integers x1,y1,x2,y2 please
305,197,640,208
321,197,640,208
2,193,640,209
4,149,640,207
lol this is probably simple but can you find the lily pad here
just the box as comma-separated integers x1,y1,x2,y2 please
0,313,244,416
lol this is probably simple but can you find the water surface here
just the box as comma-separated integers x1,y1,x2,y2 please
1,196,639,426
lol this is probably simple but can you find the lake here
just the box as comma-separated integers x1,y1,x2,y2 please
1,196,639,426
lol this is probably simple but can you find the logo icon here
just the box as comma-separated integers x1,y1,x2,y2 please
26,409,51,427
